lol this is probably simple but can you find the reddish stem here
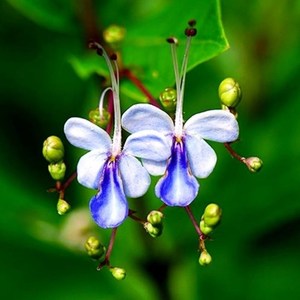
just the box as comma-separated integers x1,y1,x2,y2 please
184,206,206,240
224,142,246,163
62,171,77,191
97,227,118,270
128,209,145,224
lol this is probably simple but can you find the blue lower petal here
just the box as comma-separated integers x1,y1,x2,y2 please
155,138,199,206
89,158,128,228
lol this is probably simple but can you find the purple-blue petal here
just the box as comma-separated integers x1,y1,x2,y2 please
155,138,199,206
89,158,128,228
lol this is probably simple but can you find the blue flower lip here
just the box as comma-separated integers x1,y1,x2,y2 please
155,137,199,206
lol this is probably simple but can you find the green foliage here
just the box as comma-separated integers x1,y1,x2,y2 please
1,0,300,299
68,0,228,101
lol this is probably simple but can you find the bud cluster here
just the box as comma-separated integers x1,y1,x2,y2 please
199,203,222,235
144,210,164,238
85,236,106,260
42,136,66,181
43,135,72,215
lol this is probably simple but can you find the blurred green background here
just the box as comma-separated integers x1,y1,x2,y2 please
1,0,300,299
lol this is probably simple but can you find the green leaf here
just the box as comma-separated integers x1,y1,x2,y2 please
122,0,228,97
69,0,228,100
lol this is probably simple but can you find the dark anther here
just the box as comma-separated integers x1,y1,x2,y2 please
88,41,98,49
188,19,197,27
88,41,104,56
185,28,197,37
96,48,103,56
110,53,117,60
166,37,178,44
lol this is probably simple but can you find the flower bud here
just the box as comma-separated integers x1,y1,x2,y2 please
202,203,222,227
218,78,242,108
57,198,70,215
110,267,126,280
199,220,213,235
85,236,105,260
89,108,111,129
159,87,177,112
103,25,126,44
147,210,164,226
144,222,163,238
42,136,64,163
48,161,66,181
199,250,212,266
245,157,263,172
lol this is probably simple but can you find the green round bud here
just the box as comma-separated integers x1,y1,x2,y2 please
144,222,163,238
245,157,263,172
199,250,212,266
89,108,111,129
159,88,177,112
85,236,105,259
42,136,64,163
199,220,213,235
57,199,70,215
48,161,66,181
203,203,222,227
110,267,126,280
218,78,242,108
103,25,126,44
147,210,164,226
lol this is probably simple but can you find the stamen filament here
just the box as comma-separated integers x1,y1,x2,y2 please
110,59,122,156
93,43,122,156
169,41,182,137
172,35,193,137
99,87,113,117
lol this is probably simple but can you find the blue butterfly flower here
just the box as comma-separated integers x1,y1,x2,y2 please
64,44,170,228
122,26,239,207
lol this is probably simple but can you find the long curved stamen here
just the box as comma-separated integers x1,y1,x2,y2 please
168,38,182,136
99,87,113,116
89,42,122,156
100,52,122,156
168,23,197,137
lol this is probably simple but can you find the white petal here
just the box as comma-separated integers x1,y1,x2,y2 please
123,130,172,161
184,110,239,142
141,159,168,176
77,150,108,189
122,104,174,134
119,155,150,198
64,117,112,151
185,134,217,178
